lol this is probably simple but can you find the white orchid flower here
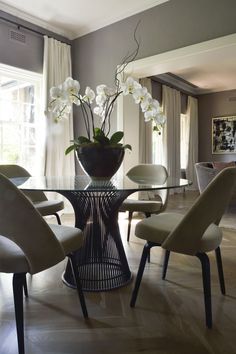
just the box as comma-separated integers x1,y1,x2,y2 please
96,84,108,95
94,106,104,116
141,98,160,113
63,77,80,97
144,109,157,122
96,94,107,106
133,87,150,104
154,111,167,125
83,87,95,103
121,77,141,95
50,86,64,100
105,87,116,96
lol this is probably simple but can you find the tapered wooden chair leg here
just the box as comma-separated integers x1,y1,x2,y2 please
215,247,226,295
130,243,151,307
196,253,212,329
162,250,170,280
13,273,25,354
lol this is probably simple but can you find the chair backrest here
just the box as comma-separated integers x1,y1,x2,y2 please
127,164,169,210
0,173,65,274
0,164,47,202
195,162,217,193
162,167,236,255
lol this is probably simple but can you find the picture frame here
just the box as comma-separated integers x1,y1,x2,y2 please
212,115,236,154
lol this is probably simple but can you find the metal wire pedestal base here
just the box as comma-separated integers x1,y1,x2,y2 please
60,189,132,291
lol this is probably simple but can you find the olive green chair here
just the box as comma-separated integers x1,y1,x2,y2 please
0,164,64,224
130,167,236,328
119,164,169,241
0,173,88,354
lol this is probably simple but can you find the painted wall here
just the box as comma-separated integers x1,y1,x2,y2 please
72,0,236,137
0,10,70,74
0,20,43,73
198,90,236,162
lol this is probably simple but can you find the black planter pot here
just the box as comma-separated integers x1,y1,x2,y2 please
76,145,125,180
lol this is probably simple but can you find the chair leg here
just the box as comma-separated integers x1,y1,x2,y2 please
196,252,212,329
68,254,88,318
130,242,152,307
215,247,226,295
162,250,170,280
145,213,151,263
13,273,25,354
23,274,28,298
53,212,62,225
127,211,133,242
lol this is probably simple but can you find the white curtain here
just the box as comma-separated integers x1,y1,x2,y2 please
162,85,181,184
185,96,198,189
43,36,75,178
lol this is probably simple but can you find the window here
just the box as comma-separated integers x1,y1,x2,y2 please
153,113,190,170
0,64,44,175
152,127,164,165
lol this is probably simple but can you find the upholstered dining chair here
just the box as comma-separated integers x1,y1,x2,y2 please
130,167,236,328
119,164,169,242
0,164,64,224
0,173,88,354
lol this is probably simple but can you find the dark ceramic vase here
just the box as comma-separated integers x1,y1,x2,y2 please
76,145,125,180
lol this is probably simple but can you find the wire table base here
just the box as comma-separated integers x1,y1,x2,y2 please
60,189,132,291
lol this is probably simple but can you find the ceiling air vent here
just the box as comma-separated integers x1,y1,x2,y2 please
9,30,26,44
229,97,236,102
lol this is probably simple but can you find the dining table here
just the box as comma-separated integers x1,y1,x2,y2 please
12,174,191,292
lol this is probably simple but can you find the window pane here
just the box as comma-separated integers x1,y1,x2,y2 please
0,66,43,175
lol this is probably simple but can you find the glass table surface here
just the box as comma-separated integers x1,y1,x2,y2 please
11,174,190,192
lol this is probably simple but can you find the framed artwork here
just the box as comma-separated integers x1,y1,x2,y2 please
212,115,236,154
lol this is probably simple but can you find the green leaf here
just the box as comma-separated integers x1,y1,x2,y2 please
123,144,132,151
76,136,91,144
110,131,124,144
94,135,110,145
94,127,105,137
65,144,77,155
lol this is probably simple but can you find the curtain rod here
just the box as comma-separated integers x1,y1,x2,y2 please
0,14,71,45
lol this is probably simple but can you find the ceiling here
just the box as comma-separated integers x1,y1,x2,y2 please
159,44,236,95
0,0,169,39
0,0,235,94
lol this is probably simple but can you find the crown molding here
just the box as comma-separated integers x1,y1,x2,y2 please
0,1,74,39
0,0,169,40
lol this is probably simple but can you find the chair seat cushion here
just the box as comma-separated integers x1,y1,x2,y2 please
135,212,222,253
49,224,84,255
120,199,162,213
34,200,64,216
0,235,29,273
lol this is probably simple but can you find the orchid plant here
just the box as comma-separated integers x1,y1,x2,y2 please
49,75,166,155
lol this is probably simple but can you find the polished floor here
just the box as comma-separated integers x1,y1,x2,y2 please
1,191,236,353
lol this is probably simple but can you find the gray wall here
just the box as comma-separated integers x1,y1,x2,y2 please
0,21,43,73
0,10,70,74
72,0,236,136
198,90,236,162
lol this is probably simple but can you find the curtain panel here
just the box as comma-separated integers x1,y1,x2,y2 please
162,85,181,183
186,96,198,189
43,36,75,178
